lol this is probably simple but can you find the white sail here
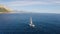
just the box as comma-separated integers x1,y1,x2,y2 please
30,17,33,24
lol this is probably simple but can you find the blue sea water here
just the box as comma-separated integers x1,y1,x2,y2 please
0,13,60,34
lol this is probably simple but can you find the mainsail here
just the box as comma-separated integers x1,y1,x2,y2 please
30,17,33,24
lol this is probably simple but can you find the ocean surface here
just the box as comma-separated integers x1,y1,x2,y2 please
0,13,60,34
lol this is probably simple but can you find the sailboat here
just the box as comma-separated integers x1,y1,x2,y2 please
29,17,35,27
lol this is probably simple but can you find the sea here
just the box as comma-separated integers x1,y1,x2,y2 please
0,13,60,34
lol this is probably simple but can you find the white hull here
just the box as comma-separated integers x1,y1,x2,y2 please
29,24,35,27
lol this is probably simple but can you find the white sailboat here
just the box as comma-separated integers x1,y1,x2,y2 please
29,17,35,27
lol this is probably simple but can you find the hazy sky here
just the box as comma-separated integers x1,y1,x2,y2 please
0,0,60,13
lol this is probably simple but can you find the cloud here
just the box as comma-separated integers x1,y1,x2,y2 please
0,1,49,7
0,0,60,7
31,9,60,13
0,0,60,6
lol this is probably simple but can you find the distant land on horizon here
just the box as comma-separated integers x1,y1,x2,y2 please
0,5,32,14
0,5,12,13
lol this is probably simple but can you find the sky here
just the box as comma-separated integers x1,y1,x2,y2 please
0,0,60,13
